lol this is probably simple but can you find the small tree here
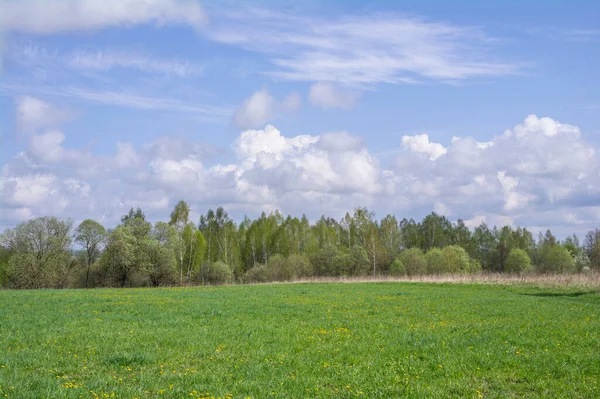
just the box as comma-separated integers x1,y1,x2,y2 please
505,248,532,274
74,219,107,288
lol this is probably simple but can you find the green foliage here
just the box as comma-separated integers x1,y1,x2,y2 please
242,264,272,283
4,205,597,288
574,251,591,272
310,243,341,276
74,219,107,287
468,257,483,273
203,261,233,285
121,207,151,240
425,248,447,274
398,248,427,275
267,254,296,281
101,227,138,287
442,245,471,273
389,257,406,276
346,245,370,276
505,248,532,274
537,245,576,273
286,254,313,278
1,217,74,288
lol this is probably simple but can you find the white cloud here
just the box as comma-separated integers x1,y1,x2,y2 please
0,169,57,208
64,50,204,77
16,96,73,133
309,82,361,109
497,171,533,211
0,0,207,34
2,106,600,237
3,86,232,122
28,130,68,163
401,134,447,161
281,92,302,112
233,89,276,129
115,142,139,168
233,89,302,129
63,178,91,198
209,9,521,86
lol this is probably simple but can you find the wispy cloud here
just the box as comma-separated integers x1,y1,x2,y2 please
9,44,203,78
65,50,204,77
1,84,232,123
208,8,523,87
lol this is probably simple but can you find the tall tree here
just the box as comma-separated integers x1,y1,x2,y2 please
121,207,152,240
74,219,107,288
352,207,383,276
169,200,190,284
380,214,402,261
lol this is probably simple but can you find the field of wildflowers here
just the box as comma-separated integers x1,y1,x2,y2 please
0,283,598,398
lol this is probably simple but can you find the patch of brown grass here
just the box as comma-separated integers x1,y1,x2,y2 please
286,272,600,289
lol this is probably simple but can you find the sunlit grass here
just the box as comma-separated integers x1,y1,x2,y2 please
0,283,599,398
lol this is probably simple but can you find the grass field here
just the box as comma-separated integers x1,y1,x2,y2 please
0,283,599,398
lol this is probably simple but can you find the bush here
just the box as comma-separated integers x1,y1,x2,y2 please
398,248,427,276
442,246,471,273
468,258,483,273
425,248,447,274
242,264,272,283
538,246,576,273
505,248,532,274
574,251,591,272
204,261,234,285
389,258,406,276
287,254,314,278
268,254,296,281
310,244,341,276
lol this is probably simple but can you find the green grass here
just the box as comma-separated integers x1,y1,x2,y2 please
0,283,599,398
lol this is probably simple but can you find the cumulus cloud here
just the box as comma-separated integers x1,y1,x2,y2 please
2,104,600,237
401,134,447,161
16,96,73,133
233,89,302,129
309,82,362,109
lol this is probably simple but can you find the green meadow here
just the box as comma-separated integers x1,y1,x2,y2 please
0,283,598,398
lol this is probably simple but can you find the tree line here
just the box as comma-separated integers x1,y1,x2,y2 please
1,201,599,289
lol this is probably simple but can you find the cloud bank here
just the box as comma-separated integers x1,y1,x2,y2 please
1,97,598,238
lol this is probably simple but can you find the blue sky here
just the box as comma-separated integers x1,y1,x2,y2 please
0,0,599,237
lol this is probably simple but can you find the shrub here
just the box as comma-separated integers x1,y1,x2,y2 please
268,254,296,281
204,261,234,285
442,246,471,273
389,258,406,276
538,246,575,273
574,251,591,272
505,248,532,274
242,264,272,283
467,258,483,273
310,244,341,276
287,254,314,278
398,248,427,276
425,248,447,274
